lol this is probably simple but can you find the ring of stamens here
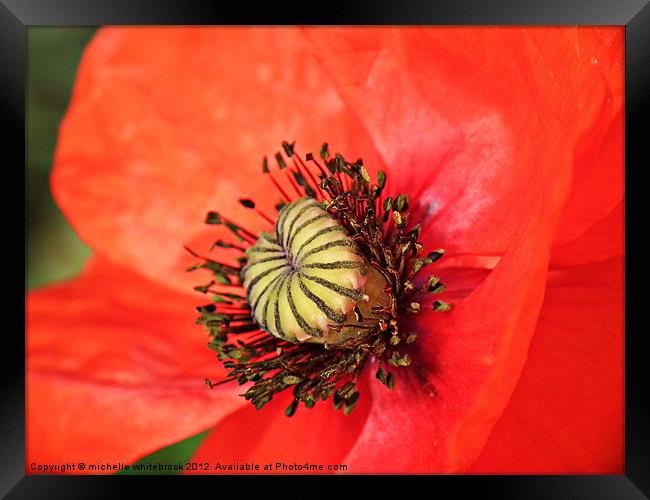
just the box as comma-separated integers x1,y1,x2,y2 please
191,141,450,416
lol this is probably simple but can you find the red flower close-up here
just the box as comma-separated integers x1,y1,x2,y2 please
27,26,623,474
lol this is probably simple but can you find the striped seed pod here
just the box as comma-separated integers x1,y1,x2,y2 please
241,197,385,345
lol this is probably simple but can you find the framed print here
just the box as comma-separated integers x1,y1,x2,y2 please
4,0,648,497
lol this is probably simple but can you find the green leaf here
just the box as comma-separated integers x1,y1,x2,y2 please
117,430,210,475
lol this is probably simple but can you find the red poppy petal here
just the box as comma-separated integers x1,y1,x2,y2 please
187,382,372,474
552,111,624,260
547,33,623,247
551,201,623,266
304,27,623,256
341,161,572,472
27,258,246,472
53,27,384,293
469,257,623,473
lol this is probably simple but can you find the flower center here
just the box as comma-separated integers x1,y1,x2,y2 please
242,197,389,345
191,141,451,416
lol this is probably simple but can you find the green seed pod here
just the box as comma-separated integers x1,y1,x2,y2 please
241,197,387,345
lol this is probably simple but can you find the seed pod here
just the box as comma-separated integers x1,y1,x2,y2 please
241,197,388,345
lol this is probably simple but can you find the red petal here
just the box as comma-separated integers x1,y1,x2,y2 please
539,31,623,249
470,257,623,473
552,112,624,262
551,201,623,266
188,384,372,474
341,167,572,471
304,28,623,256
53,27,384,292
27,258,245,473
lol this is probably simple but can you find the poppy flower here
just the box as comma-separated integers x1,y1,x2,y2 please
27,26,623,474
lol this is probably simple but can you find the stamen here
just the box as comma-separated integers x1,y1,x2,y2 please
238,199,275,226
205,212,258,244
211,240,247,253
292,154,323,199
263,156,292,202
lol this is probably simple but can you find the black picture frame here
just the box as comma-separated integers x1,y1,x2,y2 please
6,0,648,497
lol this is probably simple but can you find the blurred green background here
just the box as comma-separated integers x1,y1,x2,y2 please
27,27,208,471
27,27,95,289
